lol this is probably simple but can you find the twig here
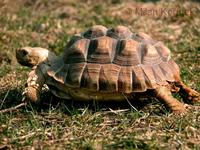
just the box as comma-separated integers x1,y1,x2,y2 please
81,106,89,116
0,89,10,109
108,108,130,114
122,93,139,112
13,132,36,141
0,102,27,114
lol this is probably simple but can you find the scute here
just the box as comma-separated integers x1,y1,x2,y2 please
118,67,132,93
141,44,162,65
107,25,133,39
113,39,141,66
87,36,117,63
134,32,155,44
48,25,179,94
65,63,86,87
81,63,101,90
99,64,120,92
52,64,69,84
154,42,171,61
65,33,83,48
168,59,180,81
141,65,157,88
152,65,167,84
83,25,108,38
159,62,174,82
63,38,90,63
80,64,121,92
132,66,147,92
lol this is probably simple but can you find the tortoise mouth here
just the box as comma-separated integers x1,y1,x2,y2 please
17,58,34,67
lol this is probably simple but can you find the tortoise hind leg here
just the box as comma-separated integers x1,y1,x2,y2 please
154,86,187,114
176,81,200,103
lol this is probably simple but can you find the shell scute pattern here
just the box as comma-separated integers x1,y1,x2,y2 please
141,65,157,88
98,64,120,91
159,62,174,81
87,36,116,63
118,67,132,92
114,39,141,66
64,38,90,63
107,25,133,39
80,63,101,90
141,44,163,65
65,63,85,88
83,25,107,38
154,42,171,61
132,66,147,91
47,25,178,93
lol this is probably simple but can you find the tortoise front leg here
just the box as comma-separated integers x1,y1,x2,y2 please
154,86,187,114
176,81,200,103
23,66,45,103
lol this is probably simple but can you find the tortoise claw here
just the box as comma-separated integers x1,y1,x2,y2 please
187,90,200,103
155,87,187,114
171,104,187,114
177,81,200,103
22,87,40,103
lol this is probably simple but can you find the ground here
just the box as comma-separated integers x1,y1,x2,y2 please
0,0,200,149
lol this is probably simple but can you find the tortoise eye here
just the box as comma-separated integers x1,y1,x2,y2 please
21,49,28,56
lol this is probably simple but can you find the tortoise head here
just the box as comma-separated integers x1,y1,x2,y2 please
16,47,50,67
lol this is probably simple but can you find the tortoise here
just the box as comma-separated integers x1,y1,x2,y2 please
16,25,200,113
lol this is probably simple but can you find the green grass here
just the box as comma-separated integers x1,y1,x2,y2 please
0,0,200,149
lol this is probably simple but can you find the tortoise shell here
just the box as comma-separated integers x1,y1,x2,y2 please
47,25,180,93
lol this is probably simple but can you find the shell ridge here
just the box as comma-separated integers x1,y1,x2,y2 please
87,36,115,63
152,64,167,85
132,66,147,92
117,67,132,93
167,59,180,81
159,62,175,82
98,65,108,91
81,63,100,90
64,38,90,63
98,64,120,92
65,63,86,88
113,39,141,66
47,59,64,78
141,65,157,88
154,42,171,62
54,64,69,84
80,65,90,88
141,43,163,65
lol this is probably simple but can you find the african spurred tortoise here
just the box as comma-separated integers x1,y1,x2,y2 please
16,25,200,113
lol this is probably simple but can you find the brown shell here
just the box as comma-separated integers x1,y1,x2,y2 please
47,25,180,93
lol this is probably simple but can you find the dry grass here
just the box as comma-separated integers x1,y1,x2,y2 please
0,0,200,149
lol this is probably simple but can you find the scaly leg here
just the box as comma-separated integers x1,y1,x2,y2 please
176,81,200,103
154,86,187,114
23,66,45,103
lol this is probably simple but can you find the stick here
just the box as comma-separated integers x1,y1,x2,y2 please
0,102,27,114
122,93,139,112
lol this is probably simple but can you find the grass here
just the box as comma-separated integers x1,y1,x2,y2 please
0,0,200,149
